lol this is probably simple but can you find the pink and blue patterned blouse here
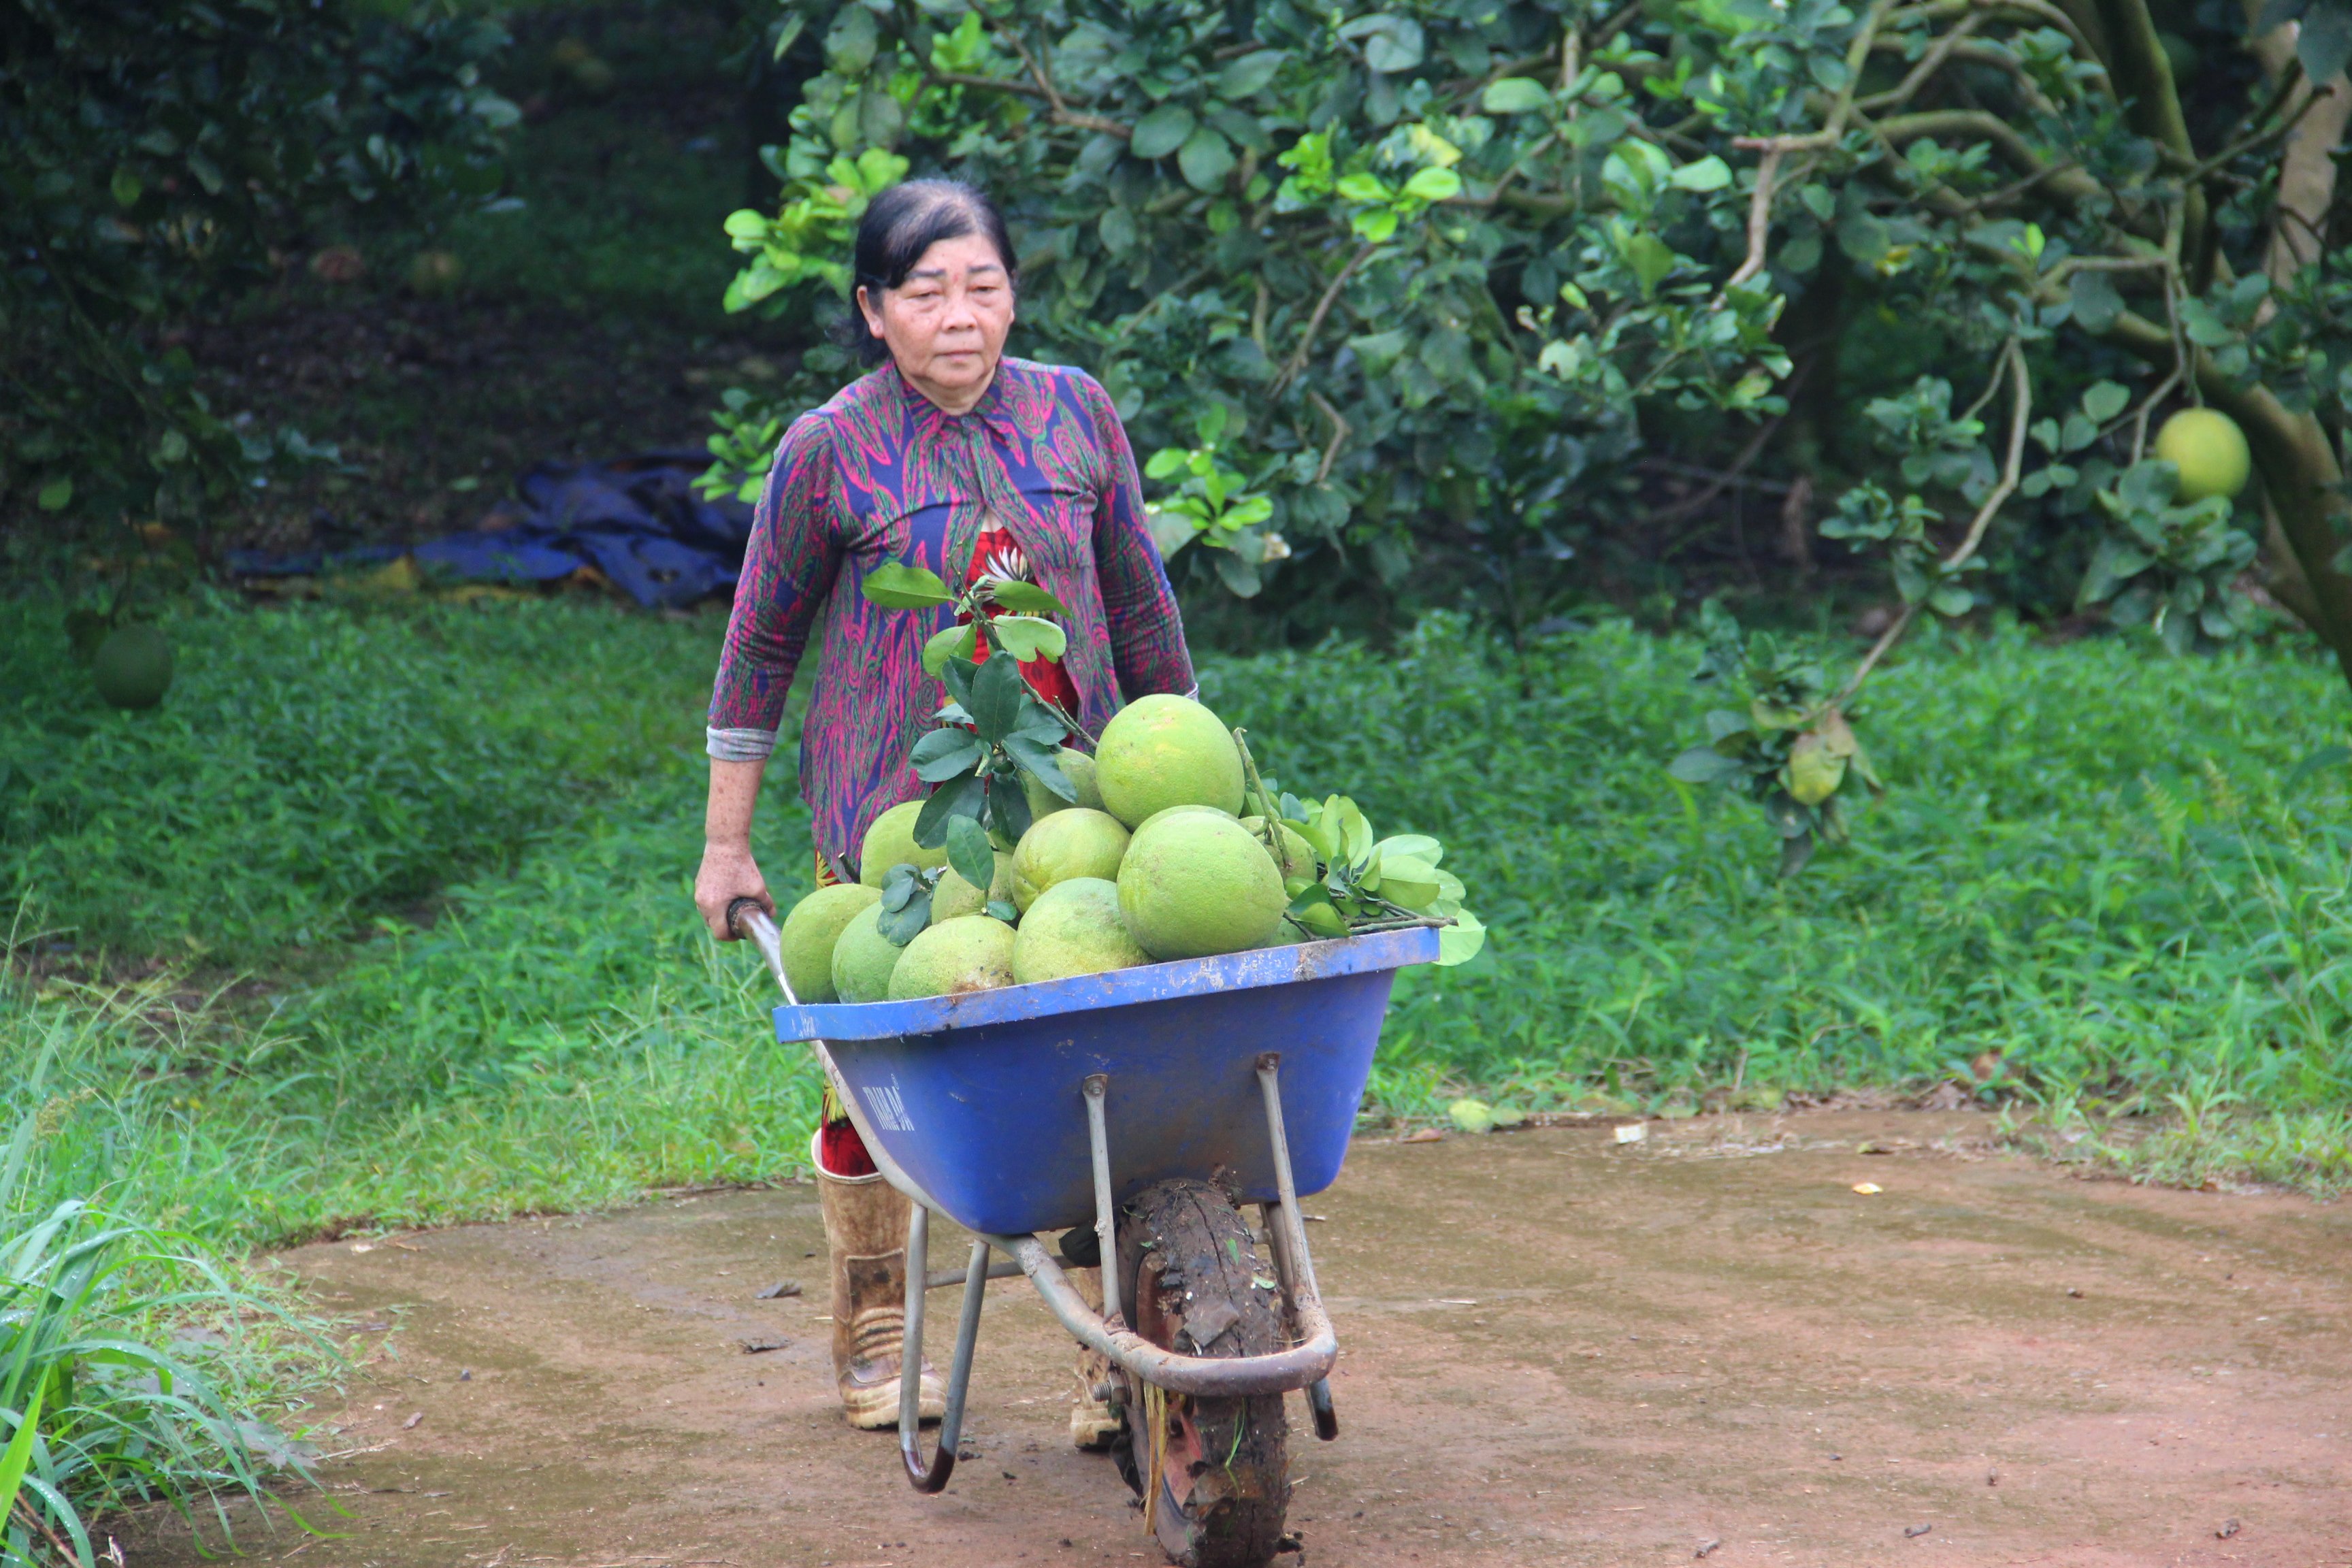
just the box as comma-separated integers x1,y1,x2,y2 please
706,357,1195,872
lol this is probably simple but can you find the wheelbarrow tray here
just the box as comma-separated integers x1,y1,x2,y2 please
772,925,1438,1237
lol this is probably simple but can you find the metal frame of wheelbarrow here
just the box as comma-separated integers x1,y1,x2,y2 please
730,901,1343,1496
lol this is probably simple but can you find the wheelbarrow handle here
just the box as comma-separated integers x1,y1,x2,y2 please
726,898,801,1009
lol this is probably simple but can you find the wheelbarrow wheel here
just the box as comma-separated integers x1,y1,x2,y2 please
1114,1179,1290,1568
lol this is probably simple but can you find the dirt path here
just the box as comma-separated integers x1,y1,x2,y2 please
135,1113,2349,1567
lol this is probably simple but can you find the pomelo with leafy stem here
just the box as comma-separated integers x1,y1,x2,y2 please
781,883,881,1002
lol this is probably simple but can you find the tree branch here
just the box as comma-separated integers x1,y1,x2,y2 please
1271,243,1377,396
1833,339,2031,706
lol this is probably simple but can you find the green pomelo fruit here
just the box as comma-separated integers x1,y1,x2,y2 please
1132,803,1233,838
91,624,174,709
888,914,1016,999
1094,693,1245,827
860,800,949,887
1022,747,1105,820
408,250,463,297
781,883,881,1002
1240,815,1317,881
1011,877,1150,983
930,851,1013,922
1116,811,1287,960
2154,408,2251,502
830,903,906,1003
1011,808,1130,913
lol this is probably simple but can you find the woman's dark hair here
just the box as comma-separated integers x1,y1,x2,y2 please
834,179,1017,365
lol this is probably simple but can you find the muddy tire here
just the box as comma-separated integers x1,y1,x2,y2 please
1114,1179,1290,1568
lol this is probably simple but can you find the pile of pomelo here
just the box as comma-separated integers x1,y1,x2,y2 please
779,693,1326,1003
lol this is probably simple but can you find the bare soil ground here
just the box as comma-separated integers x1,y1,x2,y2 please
132,1111,2350,1567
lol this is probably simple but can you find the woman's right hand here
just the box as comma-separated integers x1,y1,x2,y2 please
696,840,772,941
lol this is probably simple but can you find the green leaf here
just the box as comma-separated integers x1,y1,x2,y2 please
1343,12,1425,73
945,814,996,894
2300,0,2352,82
1482,77,1552,114
1217,49,1288,97
0,1369,47,1526
990,615,1068,663
1624,231,1677,295
877,885,932,944
1003,731,1076,800
1668,155,1733,192
1435,909,1485,965
1448,1098,1497,1133
964,648,1028,739
985,897,1019,922
922,622,977,676
2069,270,2124,333
988,769,1034,843
862,560,956,608
879,863,921,913
36,478,72,512
2082,380,2130,424
987,578,1067,616
1132,105,1197,161
909,726,984,783
1669,745,1748,785
913,771,987,849
1401,165,1461,202
1178,127,1236,191
111,167,143,207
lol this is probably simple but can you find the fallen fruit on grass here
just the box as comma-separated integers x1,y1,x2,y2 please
91,624,174,709
408,250,463,297
780,883,881,1002
1011,877,1149,983
889,913,1017,998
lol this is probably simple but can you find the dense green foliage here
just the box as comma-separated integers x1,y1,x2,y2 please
714,0,2352,668
4,599,2348,1270
0,0,516,549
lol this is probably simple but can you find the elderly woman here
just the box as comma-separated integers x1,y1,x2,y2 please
693,180,1195,1437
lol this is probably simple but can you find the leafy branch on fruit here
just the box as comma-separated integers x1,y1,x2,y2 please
858,559,1081,855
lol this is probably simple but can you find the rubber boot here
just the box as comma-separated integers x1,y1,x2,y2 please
813,1132,945,1431
1068,1264,1123,1451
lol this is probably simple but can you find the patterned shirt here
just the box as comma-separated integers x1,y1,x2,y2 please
706,357,1194,872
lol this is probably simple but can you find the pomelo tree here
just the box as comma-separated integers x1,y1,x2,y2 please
716,0,2352,859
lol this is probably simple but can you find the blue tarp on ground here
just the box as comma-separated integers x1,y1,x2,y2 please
225,451,753,610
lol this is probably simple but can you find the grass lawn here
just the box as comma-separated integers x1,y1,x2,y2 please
6,595,2350,1267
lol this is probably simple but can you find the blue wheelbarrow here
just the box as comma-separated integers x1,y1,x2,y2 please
730,900,1439,1568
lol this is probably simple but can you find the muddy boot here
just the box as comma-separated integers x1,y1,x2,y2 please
814,1134,945,1431
1068,1264,1123,1452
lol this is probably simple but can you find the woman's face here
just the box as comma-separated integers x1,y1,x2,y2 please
858,232,1014,409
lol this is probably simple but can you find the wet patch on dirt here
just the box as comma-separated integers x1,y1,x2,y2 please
127,1111,2349,1566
